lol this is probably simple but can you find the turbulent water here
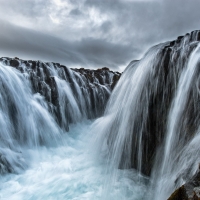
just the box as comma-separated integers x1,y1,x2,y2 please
0,122,147,200
0,61,146,199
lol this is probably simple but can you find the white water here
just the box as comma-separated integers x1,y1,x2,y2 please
92,46,161,173
0,121,147,200
150,44,200,199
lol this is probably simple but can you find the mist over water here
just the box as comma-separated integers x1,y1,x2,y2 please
0,122,147,200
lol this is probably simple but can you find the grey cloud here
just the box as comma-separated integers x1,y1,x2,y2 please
83,0,200,46
0,0,50,19
158,0,200,38
0,0,200,71
100,21,112,33
69,8,83,16
0,21,136,70
76,37,138,68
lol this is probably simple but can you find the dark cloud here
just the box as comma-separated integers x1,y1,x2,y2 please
69,8,83,16
0,0,200,71
100,21,112,33
0,21,135,70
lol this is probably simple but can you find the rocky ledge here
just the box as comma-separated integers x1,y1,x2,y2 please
0,57,121,131
168,167,200,200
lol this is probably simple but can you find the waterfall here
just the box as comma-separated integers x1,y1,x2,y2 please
0,58,146,200
90,45,163,199
91,30,200,199
149,44,200,199
1,30,200,199
0,63,61,173
92,45,161,171
0,59,120,174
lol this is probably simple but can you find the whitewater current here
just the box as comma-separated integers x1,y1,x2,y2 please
0,121,147,200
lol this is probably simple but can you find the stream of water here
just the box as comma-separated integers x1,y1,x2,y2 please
0,121,147,200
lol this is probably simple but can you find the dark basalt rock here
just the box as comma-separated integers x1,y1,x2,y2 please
167,185,188,200
0,57,121,130
10,59,19,67
71,67,121,117
111,73,121,90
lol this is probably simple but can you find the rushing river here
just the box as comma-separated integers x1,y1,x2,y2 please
0,121,147,200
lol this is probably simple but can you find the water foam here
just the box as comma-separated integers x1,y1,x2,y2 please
0,122,147,200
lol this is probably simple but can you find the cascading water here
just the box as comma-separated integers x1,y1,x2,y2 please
0,57,118,173
0,59,146,200
0,64,62,174
0,57,116,127
88,46,166,199
149,43,200,199
91,45,161,181
0,121,146,200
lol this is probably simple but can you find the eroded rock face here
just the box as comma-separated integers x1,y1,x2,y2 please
167,185,188,200
0,57,121,131
133,30,200,176
72,67,121,91
71,67,121,116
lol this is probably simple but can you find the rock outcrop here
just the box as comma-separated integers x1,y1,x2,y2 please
168,168,200,200
0,57,121,131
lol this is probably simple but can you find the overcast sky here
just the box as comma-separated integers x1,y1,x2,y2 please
0,0,200,71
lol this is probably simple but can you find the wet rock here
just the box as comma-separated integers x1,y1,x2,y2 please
71,67,121,117
0,153,13,174
0,57,121,130
167,185,188,200
10,59,19,67
192,189,200,200
168,169,200,200
111,73,121,90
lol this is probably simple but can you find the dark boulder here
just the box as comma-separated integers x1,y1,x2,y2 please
167,185,188,200
10,59,19,67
